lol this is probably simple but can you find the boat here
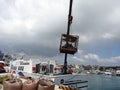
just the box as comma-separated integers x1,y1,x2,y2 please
8,58,88,90
116,70,120,76
104,70,112,75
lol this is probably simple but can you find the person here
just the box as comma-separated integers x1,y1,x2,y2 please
68,67,73,74
60,65,64,74
0,61,6,73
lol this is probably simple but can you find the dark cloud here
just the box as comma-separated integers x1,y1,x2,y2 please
0,0,120,65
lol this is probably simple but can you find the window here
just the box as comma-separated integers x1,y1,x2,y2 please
18,66,24,71
11,66,17,70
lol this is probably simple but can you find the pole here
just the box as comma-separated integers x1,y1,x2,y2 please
67,0,73,35
63,0,73,74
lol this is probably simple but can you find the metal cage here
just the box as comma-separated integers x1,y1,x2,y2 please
59,34,79,54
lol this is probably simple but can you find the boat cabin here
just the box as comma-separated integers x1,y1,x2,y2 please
10,59,35,75
36,61,56,74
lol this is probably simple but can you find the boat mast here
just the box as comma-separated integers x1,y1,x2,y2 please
63,0,73,74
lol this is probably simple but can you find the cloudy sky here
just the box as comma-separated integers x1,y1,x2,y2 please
0,0,120,66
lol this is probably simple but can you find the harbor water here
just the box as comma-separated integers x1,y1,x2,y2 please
87,74,120,90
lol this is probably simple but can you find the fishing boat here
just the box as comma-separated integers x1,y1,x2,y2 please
9,59,88,90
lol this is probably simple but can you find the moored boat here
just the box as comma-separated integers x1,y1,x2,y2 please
116,70,120,76
9,59,88,90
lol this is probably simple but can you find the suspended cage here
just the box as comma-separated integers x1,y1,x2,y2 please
59,34,79,54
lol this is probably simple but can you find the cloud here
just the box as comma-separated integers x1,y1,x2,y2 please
71,52,120,66
102,33,114,40
84,53,99,60
0,0,120,66
79,35,91,43
0,0,68,54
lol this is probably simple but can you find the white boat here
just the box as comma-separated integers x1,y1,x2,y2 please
9,59,88,90
104,70,112,75
116,70,120,76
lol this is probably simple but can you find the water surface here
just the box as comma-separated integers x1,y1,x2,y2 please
87,74,120,90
